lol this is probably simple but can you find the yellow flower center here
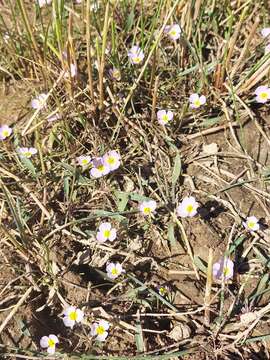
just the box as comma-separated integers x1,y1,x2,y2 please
170,30,177,36
97,165,105,171
69,311,78,321
223,266,230,277
186,204,193,213
113,70,120,79
162,114,169,123
133,57,141,64
248,221,255,229
108,157,115,165
24,152,32,157
96,325,105,335
260,92,268,99
159,287,166,295
143,207,151,214
48,339,56,348
103,229,111,238
81,159,88,165
194,99,201,107
2,130,9,137
111,268,119,276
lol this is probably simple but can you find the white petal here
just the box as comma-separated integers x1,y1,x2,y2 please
106,262,115,272
109,228,117,241
115,263,123,274
63,316,75,328
255,85,268,95
40,336,49,348
96,331,108,341
199,95,206,105
64,306,76,316
189,93,199,102
90,323,98,336
75,309,84,322
99,320,110,330
261,28,270,37
47,346,56,354
90,168,103,178
96,231,107,243
99,222,111,231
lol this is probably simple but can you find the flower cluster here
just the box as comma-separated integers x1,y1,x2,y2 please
76,150,121,178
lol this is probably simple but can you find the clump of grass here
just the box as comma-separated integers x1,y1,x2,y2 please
1,0,270,359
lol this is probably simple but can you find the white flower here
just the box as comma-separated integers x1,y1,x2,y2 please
77,155,92,169
156,110,174,126
189,93,206,109
177,196,199,218
17,147,37,158
165,24,181,40
106,262,123,279
0,125,12,140
31,93,47,110
243,216,260,232
96,222,117,243
103,150,121,171
63,306,84,328
40,334,59,354
265,44,270,54
90,320,110,342
128,46,144,65
254,85,270,103
37,0,52,7
90,157,110,178
138,200,157,216
261,28,270,38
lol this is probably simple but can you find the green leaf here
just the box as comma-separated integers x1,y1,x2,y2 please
126,10,134,31
20,156,37,177
129,193,152,202
194,256,207,274
171,153,181,185
64,176,69,200
93,210,127,223
135,321,145,353
227,235,246,255
167,222,176,247
114,191,129,212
